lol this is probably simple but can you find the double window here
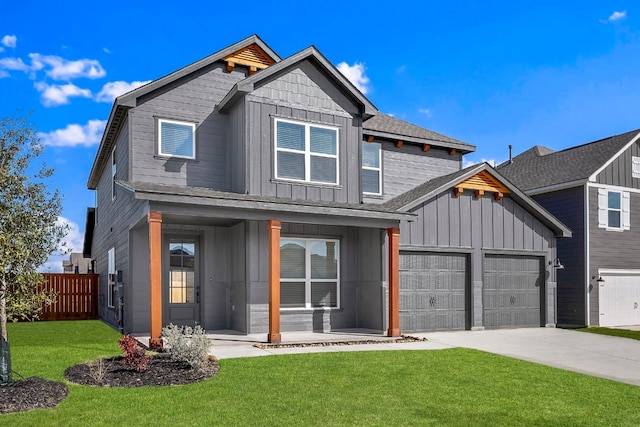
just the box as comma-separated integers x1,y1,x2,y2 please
275,119,339,185
158,119,196,159
280,238,339,309
362,142,382,195
598,188,630,230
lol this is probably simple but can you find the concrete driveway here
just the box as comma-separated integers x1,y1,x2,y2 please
415,328,640,386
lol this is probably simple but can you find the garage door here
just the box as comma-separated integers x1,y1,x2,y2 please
400,252,469,332
599,274,640,327
483,255,543,328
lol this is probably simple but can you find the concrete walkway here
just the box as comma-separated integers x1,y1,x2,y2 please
140,327,640,386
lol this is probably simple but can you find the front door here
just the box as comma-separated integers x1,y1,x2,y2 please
166,239,201,327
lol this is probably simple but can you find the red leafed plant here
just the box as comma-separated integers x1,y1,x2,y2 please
118,335,150,372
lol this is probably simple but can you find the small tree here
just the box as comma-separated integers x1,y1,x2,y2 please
0,115,67,385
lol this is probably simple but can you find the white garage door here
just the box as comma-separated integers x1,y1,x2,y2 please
599,273,640,327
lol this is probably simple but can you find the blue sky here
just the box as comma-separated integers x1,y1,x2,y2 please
0,1,638,270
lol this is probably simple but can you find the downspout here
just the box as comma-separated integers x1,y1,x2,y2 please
584,183,590,326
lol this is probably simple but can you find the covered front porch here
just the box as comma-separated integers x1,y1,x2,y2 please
119,181,414,347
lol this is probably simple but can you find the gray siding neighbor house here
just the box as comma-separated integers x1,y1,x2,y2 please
84,35,570,345
498,130,640,327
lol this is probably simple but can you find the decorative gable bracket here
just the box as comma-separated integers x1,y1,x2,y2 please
223,43,276,75
453,171,511,200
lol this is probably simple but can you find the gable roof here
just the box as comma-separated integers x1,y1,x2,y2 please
363,114,475,153
87,35,279,189
385,162,571,237
496,129,640,192
216,45,377,117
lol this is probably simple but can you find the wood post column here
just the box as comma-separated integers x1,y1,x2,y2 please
267,220,282,343
387,227,401,337
148,211,163,349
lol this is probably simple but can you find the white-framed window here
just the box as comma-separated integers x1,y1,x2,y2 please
280,238,339,309
107,247,116,308
362,142,382,195
274,118,339,185
633,156,640,179
158,118,196,159
111,146,117,201
598,188,630,230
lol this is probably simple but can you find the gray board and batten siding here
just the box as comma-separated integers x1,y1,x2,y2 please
398,189,558,332
588,185,640,325
593,139,640,188
533,186,586,326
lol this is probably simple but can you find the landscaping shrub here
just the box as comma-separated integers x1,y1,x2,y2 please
118,335,149,372
162,324,210,368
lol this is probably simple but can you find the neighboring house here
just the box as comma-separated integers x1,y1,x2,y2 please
62,252,92,274
83,35,569,346
498,130,640,328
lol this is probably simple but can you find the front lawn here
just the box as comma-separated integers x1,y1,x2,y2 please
576,326,640,341
3,321,640,426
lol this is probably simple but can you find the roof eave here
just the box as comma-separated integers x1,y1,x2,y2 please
87,103,130,189
365,129,476,153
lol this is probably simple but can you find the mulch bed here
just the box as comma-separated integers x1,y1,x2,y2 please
64,354,220,387
0,377,68,414
0,354,219,414
253,335,427,349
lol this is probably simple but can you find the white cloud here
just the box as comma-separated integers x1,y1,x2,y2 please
34,81,92,107
95,80,150,103
0,70,9,79
0,57,29,72
601,10,627,23
418,108,433,118
29,53,106,80
609,10,627,21
103,47,111,54
336,61,371,94
38,119,106,147
1,34,17,48
39,216,84,273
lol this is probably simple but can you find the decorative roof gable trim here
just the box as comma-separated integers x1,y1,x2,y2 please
454,170,511,195
223,43,276,74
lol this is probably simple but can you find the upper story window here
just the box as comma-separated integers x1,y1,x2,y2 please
362,142,382,195
633,156,640,179
598,188,630,231
111,146,116,201
158,119,196,159
274,119,339,185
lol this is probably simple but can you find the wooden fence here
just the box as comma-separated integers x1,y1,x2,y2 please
40,274,99,320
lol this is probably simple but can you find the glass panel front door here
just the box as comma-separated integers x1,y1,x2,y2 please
166,239,200,326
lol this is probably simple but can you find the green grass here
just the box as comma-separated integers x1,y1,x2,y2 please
3,321,640,426
576,326,640,341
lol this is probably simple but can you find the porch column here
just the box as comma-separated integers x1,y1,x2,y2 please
148,211,163,349
267,220,282,343
387,227,401,337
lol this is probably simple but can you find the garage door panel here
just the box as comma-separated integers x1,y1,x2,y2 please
400,252,469,332
483,255,543,329
599,275,640,327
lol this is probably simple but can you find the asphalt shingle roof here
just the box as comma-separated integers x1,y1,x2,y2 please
497,129,640,191
363,114,475,152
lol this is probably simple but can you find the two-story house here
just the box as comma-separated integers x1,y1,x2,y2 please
498,130,640,328
84,35,570,346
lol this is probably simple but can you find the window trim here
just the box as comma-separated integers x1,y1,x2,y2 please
107,247,116,308
157,118,196,160
280,237,340,310
633,156,640,179
362,141,382,196
273,118,340,186
598,188,631,231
